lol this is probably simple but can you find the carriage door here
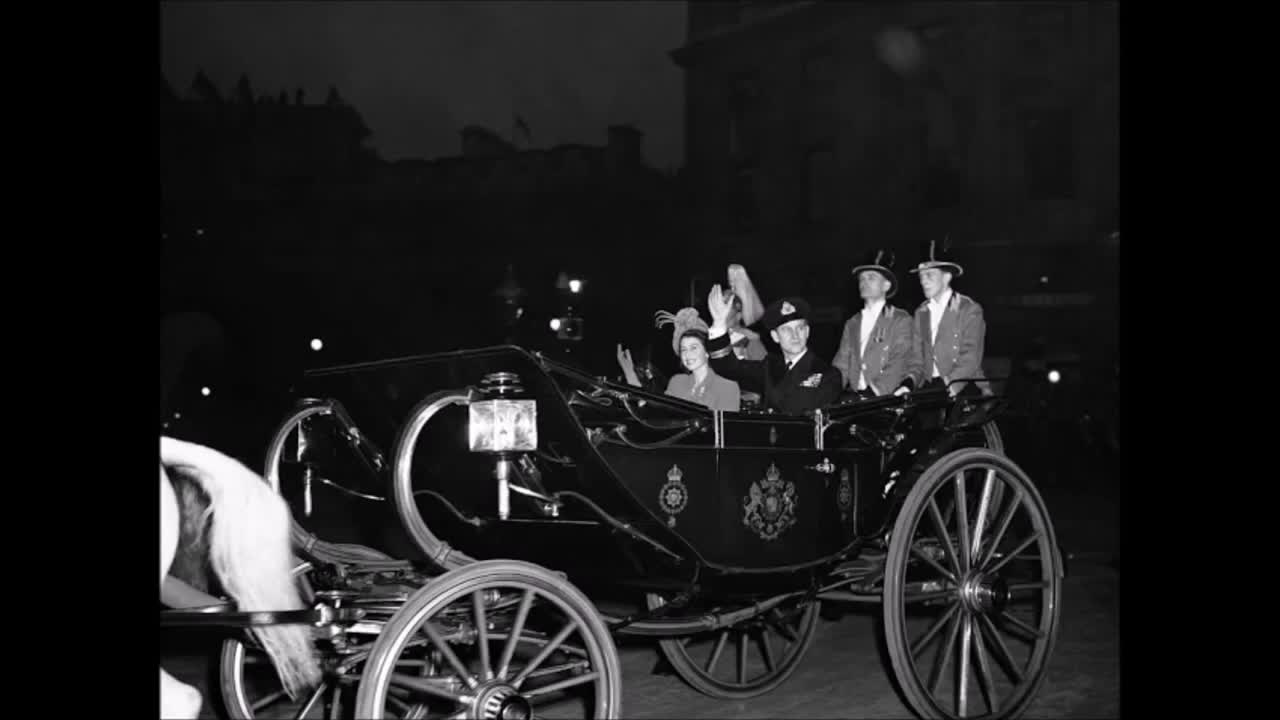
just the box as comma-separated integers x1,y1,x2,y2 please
715,413,845,568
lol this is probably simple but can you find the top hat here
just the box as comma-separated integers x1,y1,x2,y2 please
909,237,964,277
851,249,899,298
760,297,811,332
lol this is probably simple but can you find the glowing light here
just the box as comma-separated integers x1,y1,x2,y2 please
1039,275,1049,284
310,338,323,351
201,386,212,396
1047,370,1061,384
549,318,562,331
173,412,182,420
568,279,582,294
196,228,205,236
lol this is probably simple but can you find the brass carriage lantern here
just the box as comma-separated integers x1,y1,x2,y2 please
468,372,538,520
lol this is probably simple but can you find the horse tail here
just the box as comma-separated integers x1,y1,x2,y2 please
160,436,321,699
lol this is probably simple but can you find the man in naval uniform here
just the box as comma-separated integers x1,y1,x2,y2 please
705,287,843,414
831,249,914,398
894,239,989,398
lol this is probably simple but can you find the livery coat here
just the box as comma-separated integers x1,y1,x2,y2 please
903,291,989,394
707,333,843,414
831,303,914,395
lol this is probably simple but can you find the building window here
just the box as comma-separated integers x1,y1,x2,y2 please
805,146,836,222
1024,108,1075,199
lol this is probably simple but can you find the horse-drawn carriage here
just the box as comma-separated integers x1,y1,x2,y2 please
161,344,1062,719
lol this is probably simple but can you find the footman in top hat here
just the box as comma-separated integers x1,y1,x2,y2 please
894,237,989,398
832,249,914,397
706,286,843,414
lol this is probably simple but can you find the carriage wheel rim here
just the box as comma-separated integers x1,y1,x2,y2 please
355,561,621,720
645,592,819,699
885,451,1061,719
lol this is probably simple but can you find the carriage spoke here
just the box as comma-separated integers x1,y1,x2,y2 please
926,498,963,577
512,620,579,688
970,469,997,561
928,609,961,695
705,630,730,674
420,620,479,690
976,613,1023,684
737,630,748,684
985,532,1043,576
522,659,590,681
293,682,327,720
979,487,1024,569
999,610,1046,643
251,689,289,711
473,591,493,681
910,601,960,658
524,670,601,699
388,674,468,703
770,609,799,644
497,589,536,681
970,616,1000,715
958,616,972,718
758,628,776,672
910,544,958,584
386,694,411,714
954,472,970,574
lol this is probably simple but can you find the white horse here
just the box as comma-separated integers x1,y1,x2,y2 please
160,436,321,718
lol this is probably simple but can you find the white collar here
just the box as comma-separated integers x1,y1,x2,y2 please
928,289,953,310
863,299,886,317
785,348,808,368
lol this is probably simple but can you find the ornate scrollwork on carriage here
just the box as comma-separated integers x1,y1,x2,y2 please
837,467,853,519
743,463,797,541
658,464,689,527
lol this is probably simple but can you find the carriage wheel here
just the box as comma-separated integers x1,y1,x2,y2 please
355,560,622,719
218,562,348,719
643,592,819,700
883,448,1061,719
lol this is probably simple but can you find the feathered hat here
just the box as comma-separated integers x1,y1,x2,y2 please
726,264,764,328
654,307,710,357
909,235,964,277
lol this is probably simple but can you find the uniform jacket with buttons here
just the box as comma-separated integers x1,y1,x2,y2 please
831,303,913,395
903,292,989,393
707,333,843,414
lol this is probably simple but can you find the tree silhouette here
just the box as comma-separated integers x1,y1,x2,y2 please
325,85,342,107
236,73,254,105
191,70,222,104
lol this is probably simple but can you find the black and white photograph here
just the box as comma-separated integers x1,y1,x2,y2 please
160,2,1120,718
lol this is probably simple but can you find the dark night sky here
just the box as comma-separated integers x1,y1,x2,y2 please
160,1,686,169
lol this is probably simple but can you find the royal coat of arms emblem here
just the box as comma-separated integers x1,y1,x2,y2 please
743,463,797,540
659,464,689,527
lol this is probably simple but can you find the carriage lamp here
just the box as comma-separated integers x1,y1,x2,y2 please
549,318,562,331
310,338,324,351
200,386,212,397
469,372,538,521
568,279,583,294
1047,369,1061,384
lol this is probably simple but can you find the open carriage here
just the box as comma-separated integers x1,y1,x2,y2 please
162,344,1062,719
